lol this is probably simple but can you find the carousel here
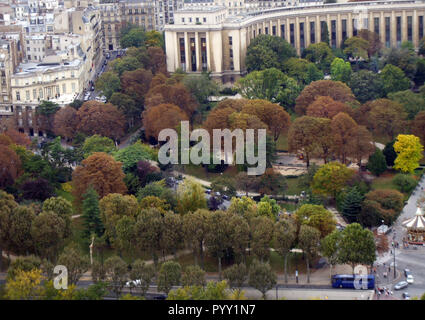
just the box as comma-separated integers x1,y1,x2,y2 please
402,207,425,245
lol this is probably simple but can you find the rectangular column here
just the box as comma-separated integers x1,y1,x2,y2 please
295,16,300,55
347,13,353,38
380,12,385,44
277,18,281,37
305,16,311,47
402,10,407,43
391,11,397,47
195,31,200,71
414,10,419,48
184,32,190,72
336,14,342,48
206,32,211,71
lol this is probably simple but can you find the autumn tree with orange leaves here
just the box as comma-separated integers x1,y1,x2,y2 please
76,101,126,141
306,96,353,119
53,106,79,141
121,68,153,105
295,80,357,115
145,83,198,118
0,144,22,188
143,103,189,142
331,112,358,164
72,152,127,210
2,129,31,147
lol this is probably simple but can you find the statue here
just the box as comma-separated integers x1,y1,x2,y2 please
89,236,94,265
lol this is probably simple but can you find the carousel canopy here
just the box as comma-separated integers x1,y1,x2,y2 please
402,207,425,230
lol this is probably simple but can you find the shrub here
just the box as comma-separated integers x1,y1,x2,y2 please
393,174,417,193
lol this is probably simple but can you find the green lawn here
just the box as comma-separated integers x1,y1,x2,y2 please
178,164,239,182
370,173,398,191
285,176,303,195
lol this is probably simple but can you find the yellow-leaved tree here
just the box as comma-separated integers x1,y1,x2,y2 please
5,269,45,300
394,134,424,174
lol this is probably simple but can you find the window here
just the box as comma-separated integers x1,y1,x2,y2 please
71,83,76,92
62,84,66,93
229,36,232,46
33,89,36,99
203,17,206,23
26,90,30,100
39,88,43,99
16,91,20,101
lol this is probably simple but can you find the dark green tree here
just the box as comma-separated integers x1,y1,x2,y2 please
366,148,387,176
383,140,397,167
340,187,364,223
81,186,104,238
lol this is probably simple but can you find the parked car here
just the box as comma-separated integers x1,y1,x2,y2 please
205,189,211,194
125,279,141,287
394,281,408,290
406,274,414,284
404,269,412,277
402,292,411,300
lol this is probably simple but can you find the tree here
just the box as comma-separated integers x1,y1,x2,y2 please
358,29,382,58
42,196,73,238
349,125,375,167
282,57,323,86
366,148,387,176
112,141,155,173
366,99,407,140
181,265,206,287
176,178,207,215
21,178,54,201
330,57,352,83
295,80,357,115
121,68,153,106
2,129,31,147
340,187,364,222
257,168,287,196
120,27,146,48
380,64,411,96
343,36,369,60
321,230,341,279
183,73,219,105
288,116,324,167
135,208,163,267
349,70,384,104
393,134,424,174
143,103,189,142
241,99,291,141
104,255,128,298
111,56,143,76
109,93,138,128
183,209,210,269
161,211,184,258
302,42,334,72
130,259,155,297
320,21,330,44
145,83,198,118
52,106,78,141
167,280,234,300
147,46,167,75
157,261,182,295
31,211,66,261
388,90,425,120
330,112,358,164
95,71,121,100
274,219,297,283
0,191,18,269
236,68,301,109
76,101,125,141
294,204,336,238
223,263,248,290
364,189,404,225
36,101,60,135
72,152,127,210
381,46,418,80
311,162,354,198
6,205,35,256
99,193,138,248
0,145,21,188
383,140,397,167
413,111,425,145
57,247,89,285
298,225,320,283
338,223,376,272
306,96,353,119
245,34,296,72
5,269,45,300
251,216,274,261
393,174,417,193
81,186,104,239
248,260,276,299
81,135,116,158
205,210,233,279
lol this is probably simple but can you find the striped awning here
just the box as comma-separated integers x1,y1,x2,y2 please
403,207,425,230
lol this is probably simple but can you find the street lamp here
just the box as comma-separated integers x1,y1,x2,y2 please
392,240,396,279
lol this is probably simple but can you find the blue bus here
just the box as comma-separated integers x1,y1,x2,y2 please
331,274,375,289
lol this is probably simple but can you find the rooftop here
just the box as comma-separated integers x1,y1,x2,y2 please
13,57,81,76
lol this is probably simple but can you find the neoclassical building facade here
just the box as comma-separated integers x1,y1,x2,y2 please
164,0,425,82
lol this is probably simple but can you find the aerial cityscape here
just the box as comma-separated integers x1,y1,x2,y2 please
1,0,425,305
